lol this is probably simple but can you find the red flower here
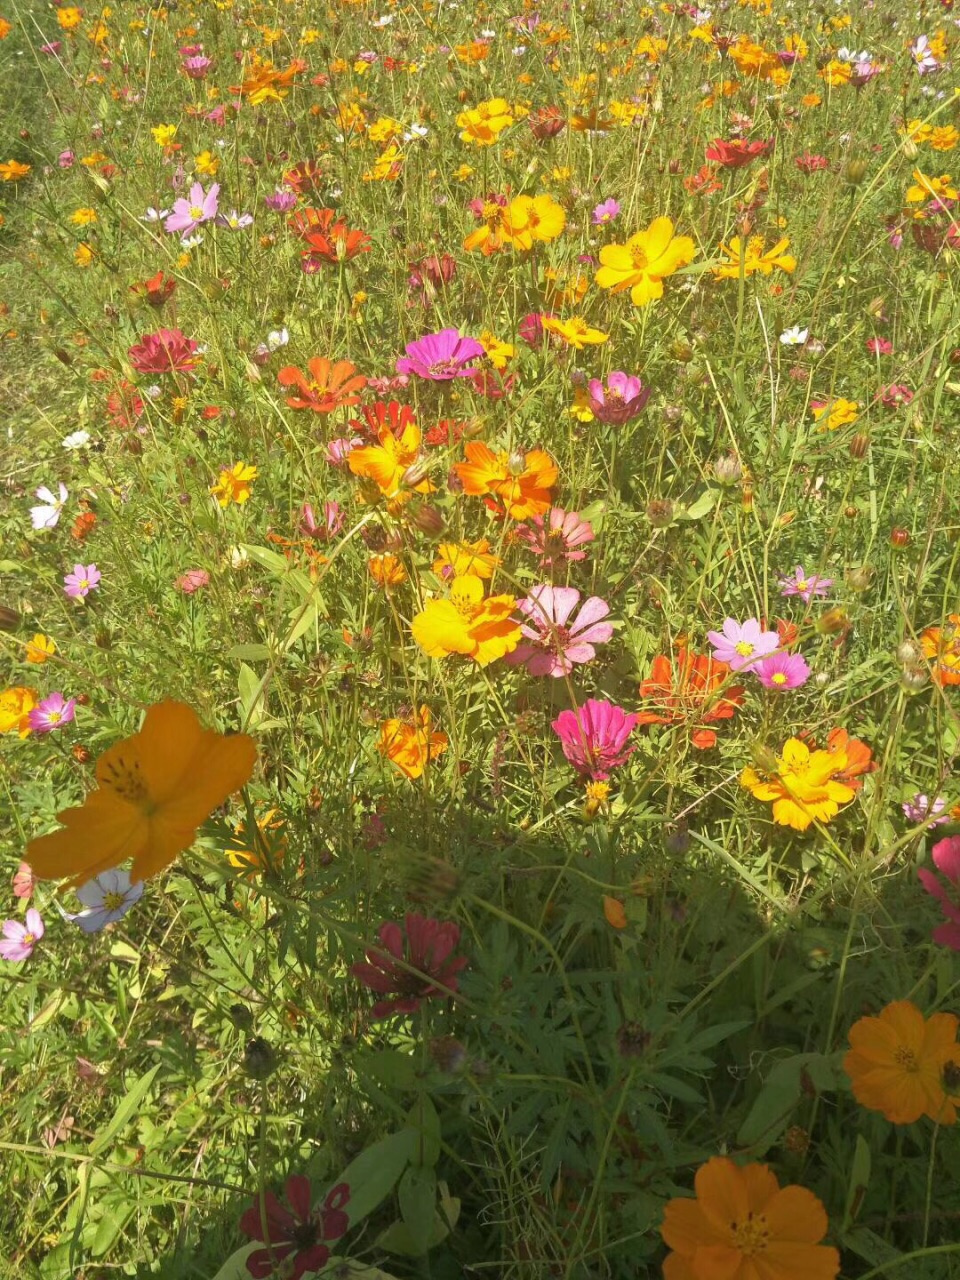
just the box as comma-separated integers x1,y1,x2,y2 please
130,270,177,307
637,648,744,749
351,913,468,1018
103,379,145,430
424,418,468,447
290,207,372,264
528,105,567,140
349,399,416,440
283,160,324,193
238,1176,350,1280
705,137,773,168
277,357,367,412
128,328,199,375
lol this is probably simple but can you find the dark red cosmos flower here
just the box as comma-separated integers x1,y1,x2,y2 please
704,137,773,168
349,399,416,440
129,269,177,307
128,328,199,375
351,913,468,1018
239,1176,350,1280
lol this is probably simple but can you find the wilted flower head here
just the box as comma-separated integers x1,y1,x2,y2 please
519,506,595,566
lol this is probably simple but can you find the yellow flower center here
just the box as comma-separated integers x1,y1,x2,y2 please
895,1045,920,1072
771,672,787,685
731,1212,770,1256
734,641,754,656
48,710,62,723
103,890,125,910
630,244,649,270
22,931,36,947
189,205,204,219
796,579,808,591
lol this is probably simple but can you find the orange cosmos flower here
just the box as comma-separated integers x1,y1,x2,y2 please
368,553,407,587
277,357,367,413
290,207,372,262
26,700,257,886
349,420,430,498
463,199,510,255
454,441,557,520
740,737,856,832
823,727,875,789
0,686,39,737
920,614,960,685
411,576,520,666
661,1157,840,1280
637,648,743,748
377,706,448,779
433,539,500,581
844,1000,960,1125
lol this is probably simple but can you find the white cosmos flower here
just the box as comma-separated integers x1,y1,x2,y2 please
68,869,144,933
779,326,809,346
62,430,91,450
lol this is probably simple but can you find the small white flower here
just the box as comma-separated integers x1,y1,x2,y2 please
513,45,527,56
266,328,289,351
180,233,204,249
145,384,163,400
405,123,429,139
30,482,68,530
141,207,170,222
371,13,393,25
779,326,809,346
480,27,496,37
62,430,92,450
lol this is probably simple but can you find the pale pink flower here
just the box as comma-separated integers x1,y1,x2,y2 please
518,507,595,566
0,908,44,962
506,585,613,677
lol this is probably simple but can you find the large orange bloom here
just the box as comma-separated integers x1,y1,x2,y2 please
661,1157,840,1280
277,357,367,413
377,707,448,779
26,701,257,886
920,614,960,686
844,1000,960,1125
637,649,743,749
411,576,520,666
349,420,431,498
454,441,557,520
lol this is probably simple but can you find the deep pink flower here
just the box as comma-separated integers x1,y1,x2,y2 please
587,371,650,425
164,181,220,236
238,1177,350,1280
300,501,345,540
28,691,76,733
518,312,551,348
175,569,210,594
128,328,200,375
753,651,810,690
518,507,595,566
919,836,960,950
795,152,829,173
351,913,468,1018
506,585,613,677
866,337,892,356
551,698,639,780
876,383,913,408
0,908,44,962
395,328,484,381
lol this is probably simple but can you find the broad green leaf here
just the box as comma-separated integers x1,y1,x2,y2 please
332,1127,416,1226
88,1064,160,1156
398,1165,437,1255
357,1049,419,1093
208,1244,259,1280
841,1226,902,1268
241,544,290,574
238,663,265,729
226,643,271,662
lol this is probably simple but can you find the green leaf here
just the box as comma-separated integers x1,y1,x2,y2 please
88,1064,160,1156
208,1244,260,1280
332,1127,416,1227
398,1165,437,1255
325,1262,402,1280
241,544,290,574
737,1054,839,1156
843,1135,871,1231
238,663,265,729
841,1226,902,1268
226,643,272,662
356,1049,420,1093
676,489,719,521
405,1094,441,1167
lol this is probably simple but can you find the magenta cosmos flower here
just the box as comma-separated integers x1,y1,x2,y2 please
163,181,220,236
706,617,779,671
0,908,44,962
128,328,200,375
551,699,639,780
592,198,621,225
395,328,485,381
351,913,468,1018
64,563,100,599
519,507,595,567
238,1176,351,1280
778,564,833,603
28,692,76,733
753,651,810,690
587,372,650,425
506,585,613,677
919,836,960,950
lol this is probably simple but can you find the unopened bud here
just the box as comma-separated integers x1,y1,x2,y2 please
662,404,683,426
401,459,431,488
896,639,922,667
889,526,911,548
243,1037,278,1080
410,503,445,535
507,449,526,476
462,419,485,438
844,158,868,185
901,138,919,161
845,564,874,592
848,431,870,460
670,339,694,363
713,453,743,486
741,479,755,513
646,498,674,528
901,666,929,693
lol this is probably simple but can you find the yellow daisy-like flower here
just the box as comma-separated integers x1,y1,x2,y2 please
25,634,56,664
479,331,515,370
500,193,566,250
411,576,520,666
740,737,855,831
713,236,796,279
541,316,608,349
210,462,258,508
0,686,39,737
595,216,696,307
905,170,959,204
432,539,501,581
811,398,859,432
150,123,178,148
70,207,98,225
456,97,514,146
194,149,220,176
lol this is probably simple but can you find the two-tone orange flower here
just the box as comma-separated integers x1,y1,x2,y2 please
377,707,448,779
278,357,367,413
921,614,960,685
454,442,557,520
411,577,520,666
637,648,743,748
349,420,431,499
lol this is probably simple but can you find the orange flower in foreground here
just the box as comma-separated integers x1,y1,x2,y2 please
920,614,960,686
454,441,557,520
411,576,520,666
661,1157,840,1280
349,420,431,498
637,648,743,748
26,700,257,886
844,999,960,1125
377,706,448,779
277,357,367,413
292,207,372,263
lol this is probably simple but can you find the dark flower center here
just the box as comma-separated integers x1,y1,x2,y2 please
291,1218,319,1250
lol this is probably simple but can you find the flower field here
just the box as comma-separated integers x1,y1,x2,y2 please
2,0,960,1275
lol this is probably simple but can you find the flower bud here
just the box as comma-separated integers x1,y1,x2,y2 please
848,431,870,460
901,666,929,693
751,742,779,773
741,479,754,513
429,1036,468,1073
243,1036,278,1080
901,138,919,161
616,1022,652,1058
410,503,445,536
713,453,743,486
844,158,868,185
507,449,526,476
815,607,848,635
670,339,694,362
646,498,674,528
401,459,431,488
889,526,911,548
662,404,683,426
462,419,485,439
71,744,92,763
896,639,922,667
845,564,874,592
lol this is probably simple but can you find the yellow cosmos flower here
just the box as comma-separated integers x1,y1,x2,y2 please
70,207,98,225
740,737,855,831
713,236,796,279
480,331,515,370
595,216,696,306
930,126,960,152
432,539,501,580
377,706,448,779
227,807,286,875
210,462,258,507
26,700,257,886
457,97,514,146
57,5,83,29
368,553,408,587
74,243,95,267
0,687,39,737
151,123,178,148
811,398,859,432
0,159,31,181
905,170,959,203
411,576,520,666
500,194,566,250
541,316,608,349
25,634,56,664
194,149,220,176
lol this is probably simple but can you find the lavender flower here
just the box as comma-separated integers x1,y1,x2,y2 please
0,908,44,962
706,618,780,671
592,198,621,226
778,564,833,603
902,793,948,826
68,870,144,933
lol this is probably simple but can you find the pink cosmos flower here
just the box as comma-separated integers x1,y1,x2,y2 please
128,328,200,375
592,198,621,225
551,698,639,779
351,913,468,1018
64,563,101,599
518,312,552,348
587,372,650,425
706,618,779,671
876,383,913,408
506,585,613,677
164,181,220,236
13,863,36,900
175,569,210,594
866,337,892,356
919,836,960,950
28,691,76,733
182,54,213,78
325,436,363,467
239,1176,351,1280
30,482,68,530
518,507,595,566
753,651,810,690
0,908,44,962
264,189,297,212
778,564,833,603
395,328,485,381
902,793,947,825
300,501,345,540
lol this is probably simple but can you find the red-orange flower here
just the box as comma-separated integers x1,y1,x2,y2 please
277,357,367,413
290,207,372,264
824,727,875,791
130,269,177,307
637,648,744,749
